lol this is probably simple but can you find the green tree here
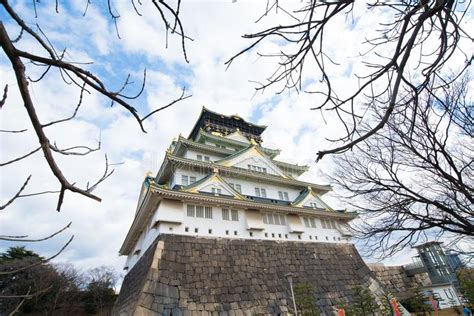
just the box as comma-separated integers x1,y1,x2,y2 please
346,286,380,316
458,268,474,305
401,287,433,315
294,282,320,316
0,246,55,314
0,246,42,262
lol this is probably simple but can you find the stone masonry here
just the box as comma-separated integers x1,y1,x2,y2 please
369,265,430,300
113,235,384,316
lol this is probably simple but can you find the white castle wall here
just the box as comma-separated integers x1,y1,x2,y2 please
124,200,349,271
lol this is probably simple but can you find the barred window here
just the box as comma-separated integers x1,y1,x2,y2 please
263,213,286,226
205,206,213,219
268,213,274,224
278,191,290,201
321,219,327,229
181,175,189,186
235,184,241,193
310,218,316,228
196,205,204,218
303,217,310,227
274,214,281,225
187,204,195,217
222,208,230,220
231,209,238,221
255,187,260,197
197,155,202,161
190,176,196,184
211,188,222,195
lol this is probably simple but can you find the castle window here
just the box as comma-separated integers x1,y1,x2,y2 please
208,229,212,234
265,233,268,237
248,164,267,173
321,219,327,229
190,176,196,184
310,202,321,209
303,217,310,227
272,233,275,238
187,204,213,219
222,208,230,221
196,205,204,218
211,187,222,195
249,232,253,237
231,209,239,221
187,205,195,217
315,236,318,240
309,236,313,240
226,230,229,235
325,236,329,240
278,233,282,238
204,206,213,219
197,155,211,162
278,191,289,201
216,144,226,149
255,187,266,198
234,231,238,236
310,218,316,228
285,234,288,239
274,214,281,225
263,213,286,226
195,228,199,233
298,235,301,240
185,227,189,232
330,220,337,229
228,182,242,193
182,175,189,186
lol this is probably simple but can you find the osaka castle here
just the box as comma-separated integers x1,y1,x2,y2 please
113,107,390,315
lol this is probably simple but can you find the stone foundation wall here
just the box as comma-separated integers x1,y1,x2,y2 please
114,235,381,316
368,265,430,300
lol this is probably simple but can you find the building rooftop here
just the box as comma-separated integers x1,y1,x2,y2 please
188,107,267,143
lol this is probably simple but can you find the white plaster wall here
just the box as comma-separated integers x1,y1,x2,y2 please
183,149,226,162
170,166,307,203
221,176,303,201
204,140,241,151
426,285,461,309
124,199,347,272
233,156,281,177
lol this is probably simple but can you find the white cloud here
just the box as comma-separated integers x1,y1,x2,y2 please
2,1,470,282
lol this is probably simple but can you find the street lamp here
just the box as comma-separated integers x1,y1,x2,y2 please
285,272,298,316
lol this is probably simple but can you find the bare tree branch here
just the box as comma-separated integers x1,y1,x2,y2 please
0,222,71,242
0,175,32,211
0,84,7,108
0,235,74,275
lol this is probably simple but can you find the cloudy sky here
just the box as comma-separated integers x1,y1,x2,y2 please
1,0,472,281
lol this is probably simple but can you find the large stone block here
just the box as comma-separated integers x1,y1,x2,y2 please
114,235,386,315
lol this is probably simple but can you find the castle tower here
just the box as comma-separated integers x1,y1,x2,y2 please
113,107,386,315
